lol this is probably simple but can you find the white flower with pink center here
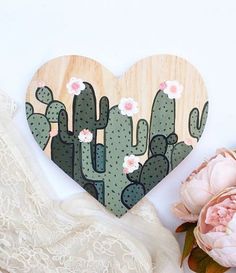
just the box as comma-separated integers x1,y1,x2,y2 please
161,80,183,99
66,77,86,95
122,154,140,174
118,97,138,117
78,129,93,143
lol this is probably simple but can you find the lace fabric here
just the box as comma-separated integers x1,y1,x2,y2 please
0,91,183,273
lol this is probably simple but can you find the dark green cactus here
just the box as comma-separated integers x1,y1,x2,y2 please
189,101,209,140
121,182,145,209
51,135,73,177
56,82,109,187
81,105,148,217
84,183,98,199
149,133,178,156
171,141,193,169
26,86,65,150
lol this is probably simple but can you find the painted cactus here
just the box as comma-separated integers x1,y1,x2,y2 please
81,106,148,217
26,86,65,150
171,141,193,169
189,101,209,140
55,82,109,186
149,89,175,145
125,135,170,194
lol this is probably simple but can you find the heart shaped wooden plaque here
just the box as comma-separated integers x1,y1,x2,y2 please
26,55,208,217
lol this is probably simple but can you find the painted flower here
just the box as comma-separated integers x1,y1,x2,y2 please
118,98,138,117
123,154,140,174
66,77,86,95
194,187,236,267
78,129,93,143
173,149,236,222
160,80,183,99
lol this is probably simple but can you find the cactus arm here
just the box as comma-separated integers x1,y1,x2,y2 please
189,102,209,140
26,102,34,118
58,109,74,143
36,86,53,104
81,142,104,180
96,96,109,129
46,100,66,122
131,119,148,155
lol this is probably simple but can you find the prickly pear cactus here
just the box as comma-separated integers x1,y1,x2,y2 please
26,86,65,150
121,182,145,209
171,141,193,169
26,102,51,150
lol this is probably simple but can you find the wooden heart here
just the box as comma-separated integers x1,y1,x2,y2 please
25,55,208,217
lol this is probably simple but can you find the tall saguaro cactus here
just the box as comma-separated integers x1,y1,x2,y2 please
55,82,109,186
149,90,175,142
81,106,148,217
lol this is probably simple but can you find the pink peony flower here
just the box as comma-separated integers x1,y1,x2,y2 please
78,129,93,143
123,155,140,174
162,80,183,99
118,98,138,117
66,77,85,95
173,149,236,222
194,187,236,267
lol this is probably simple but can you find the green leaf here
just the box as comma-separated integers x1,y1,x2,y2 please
188,247,209,272
206,261,229,273
188,247,229,273
176,222,197,233
180,224,196,266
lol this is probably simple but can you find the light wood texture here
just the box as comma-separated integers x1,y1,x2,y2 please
26,55,208,158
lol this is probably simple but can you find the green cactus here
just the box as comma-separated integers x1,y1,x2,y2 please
51,135,73,177
26,86,66,150
189,101,209,140
84,183,98,199
26,102,51,150
81,106,148,217
171,141,193,169
121,182,145,209
149,90,175,149
140,155,169,192
36,86,65,122
56,82,109,187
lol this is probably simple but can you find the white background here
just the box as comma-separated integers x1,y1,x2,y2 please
1,0,236,272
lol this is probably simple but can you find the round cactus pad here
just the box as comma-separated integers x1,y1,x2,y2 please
25,55,208,217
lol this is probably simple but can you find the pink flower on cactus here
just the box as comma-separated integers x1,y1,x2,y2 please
194,187,236,267
66,77,85,95
78,129,93,143
118,98,138,117
123,155,140,174
162,80,183,99
173,149,236,222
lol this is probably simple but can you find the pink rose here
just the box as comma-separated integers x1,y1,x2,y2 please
173,149,236,222
194,187,236,267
